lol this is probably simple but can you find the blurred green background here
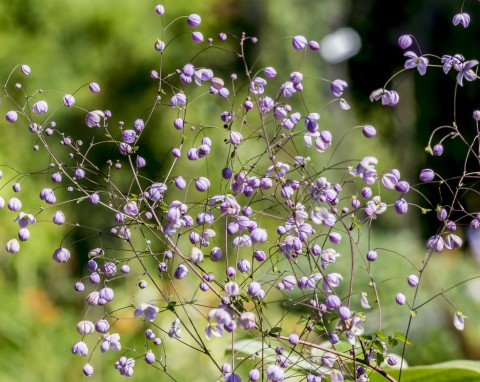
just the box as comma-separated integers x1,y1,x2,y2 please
1,0,480,381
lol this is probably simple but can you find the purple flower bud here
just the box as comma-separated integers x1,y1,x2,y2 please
218,32,227,41
243,99,254,110
267,365,284,382
157,262,167,272
52,247,71,263
155,4,164,14
6,111,18,123
83,363,94,376
328,232,341,244
170,93,186,107
264,66,277,78
98,287,115,304
192,31,204,43
453,12,470,28
367,250,377,261
253,250,266,261
473,110,480,121
173,176,186,190
395,180,410,193
52,211,65,225
89,82,100,93
326,294,342,309
154,39,165,51
362,187,372,198
387,355,398,366
407,274,419,287
74,281,84,292
18,228,30,241
195,177,210,192
85,110,103,128
362,124,376,138
308,40,320,51
394,198,408,214
100,262,115,277
132,118,145,132
330,79,348,97
444,233,463,249
7,197,22,211
89,193,100,204
63,94,75,107
321,352,337,368
6,238,20,253
230,131,243,145
94,319,110,333
328,332,339,344
249,369,260,381
338,306,351,320
433,144,444,156
398,34,413,49
395,292,406,305
189,247,203,264
72,341,89,356
186,148,198,161
292,35,307,50
454,311,465,330
173,118,184,130
248,281,263,297
120,264,130,274
198,144,210,158
148,182,167,201
169,148,181,159
87,259,98,272
119,142,132,156
227,266,236,277
382,90,400,106
426,235,444,252
287,333,299,345
446,220,457,231
419,168,435,182
251,228,267,243
32,100,48,114
211,77,224,90
145,350,155,364
50,171,62,183
225,281,240,296
174,264,188,279
21,64,31,75
122,129,136,144
77,320,95,335
187,14,201,27
382,173,398,190
237,259,251,273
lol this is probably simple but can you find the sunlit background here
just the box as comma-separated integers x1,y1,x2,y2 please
1,1,480,381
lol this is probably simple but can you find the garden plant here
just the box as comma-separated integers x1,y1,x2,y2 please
1,2,480,381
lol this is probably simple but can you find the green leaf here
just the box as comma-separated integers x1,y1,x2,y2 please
375,330,387,341
166,301,177,312
394,331,413,345
368,360,480,382
269,327,282,334
372,340,384,353
376,353,385,365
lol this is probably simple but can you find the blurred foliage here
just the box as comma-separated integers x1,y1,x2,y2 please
0,1,479,381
